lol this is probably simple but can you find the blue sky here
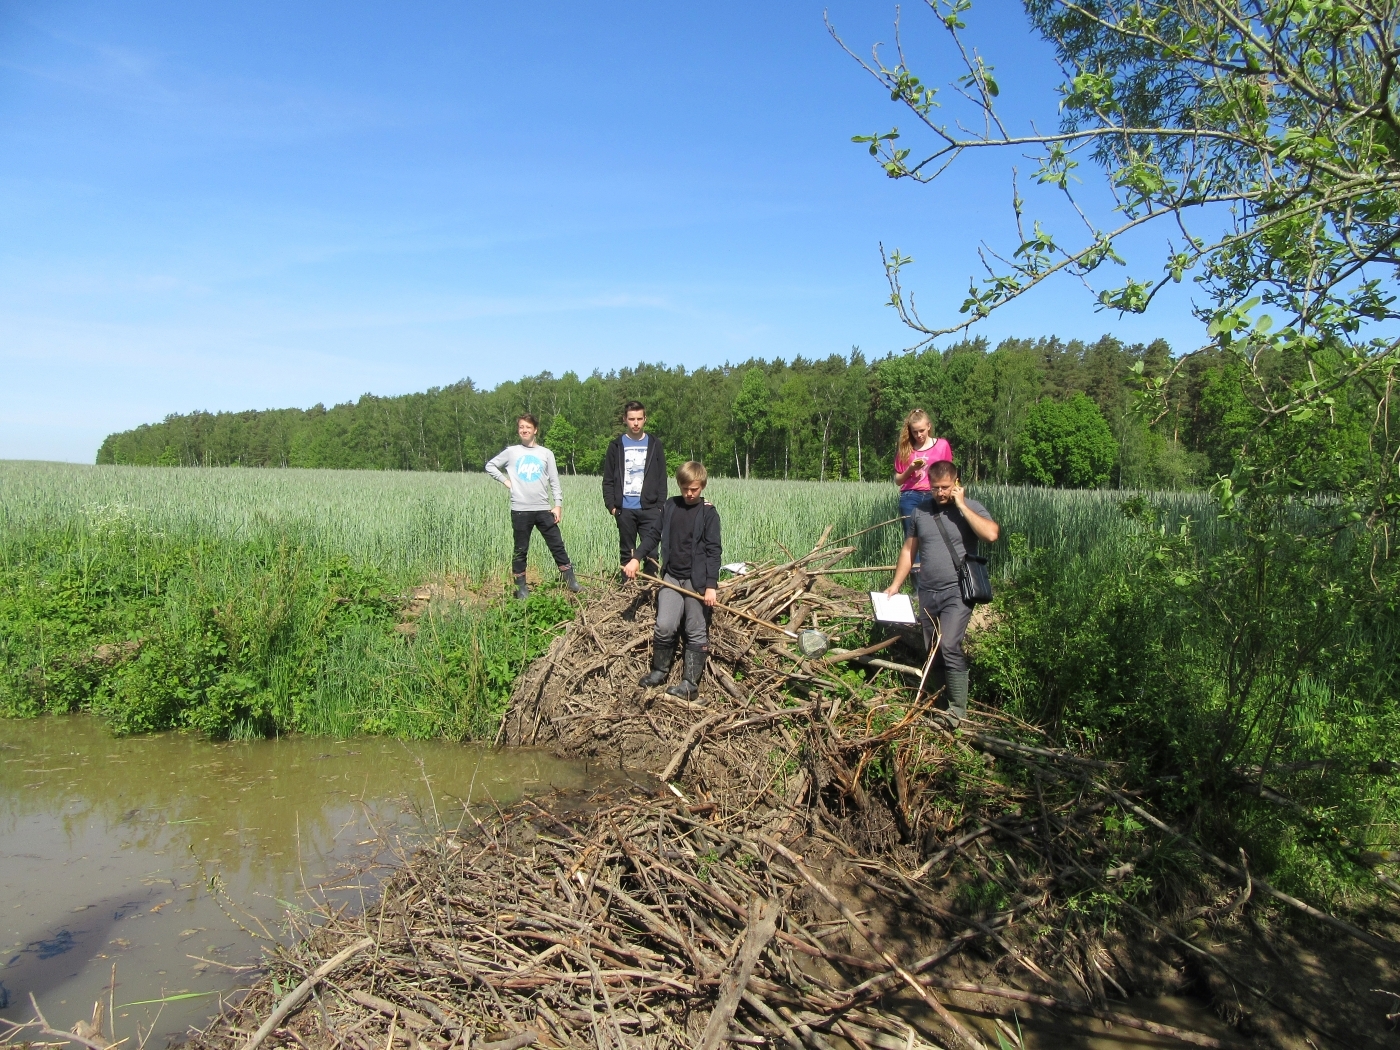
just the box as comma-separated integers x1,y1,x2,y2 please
0,0,1206,462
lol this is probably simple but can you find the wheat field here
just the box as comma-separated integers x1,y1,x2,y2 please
0,461,1217,582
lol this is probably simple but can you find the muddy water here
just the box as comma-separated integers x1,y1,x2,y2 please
0,716,612,1045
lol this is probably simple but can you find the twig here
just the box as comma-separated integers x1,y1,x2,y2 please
659,711,733,782
1099,783,1400,956
20,995,124,1050
912,977,1227,1048
239,937,375,1050
697,897,782,1050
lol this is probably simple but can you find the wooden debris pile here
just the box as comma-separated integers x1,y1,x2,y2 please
500,531,905,809
178,792,1236,1050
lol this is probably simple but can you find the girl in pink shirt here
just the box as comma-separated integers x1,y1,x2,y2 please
893,409,953,535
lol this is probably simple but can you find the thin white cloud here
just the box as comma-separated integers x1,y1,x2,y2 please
1,14,404,143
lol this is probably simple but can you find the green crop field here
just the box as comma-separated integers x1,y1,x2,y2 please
0,461,1216,578
0,461,1214,742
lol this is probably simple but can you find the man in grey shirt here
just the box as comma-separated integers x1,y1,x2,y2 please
884,460,999,723
486,413,580,599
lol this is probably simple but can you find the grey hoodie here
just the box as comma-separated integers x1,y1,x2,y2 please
486,444,563,512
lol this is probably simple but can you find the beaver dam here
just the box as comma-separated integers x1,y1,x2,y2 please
7,531,1398,1049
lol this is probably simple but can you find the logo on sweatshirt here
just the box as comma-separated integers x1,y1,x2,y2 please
515,454,545,483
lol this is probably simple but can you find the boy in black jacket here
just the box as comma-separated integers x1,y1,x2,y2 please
601,401,667,578
622,461,721,700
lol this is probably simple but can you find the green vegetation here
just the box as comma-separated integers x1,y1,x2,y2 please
1015,393,1117,488
3,457,1396,905
0,502,570,741
0,460,1209,739
972,495,1400,902
97,333,1263,491
833,0,1400,907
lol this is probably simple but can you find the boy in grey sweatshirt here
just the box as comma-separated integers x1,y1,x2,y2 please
486,414,580,598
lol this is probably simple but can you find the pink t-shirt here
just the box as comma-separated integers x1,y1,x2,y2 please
895,438,953,491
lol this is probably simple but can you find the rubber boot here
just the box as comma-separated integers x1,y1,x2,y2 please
666,648,706,700
561,564,581,593
513,573,529,601
943,669,969,725
639,639,675,687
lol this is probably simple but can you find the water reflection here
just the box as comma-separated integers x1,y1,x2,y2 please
0,716,605,1044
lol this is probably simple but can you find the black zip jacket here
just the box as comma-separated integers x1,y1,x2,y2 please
601,432,668,512
635,496,722,592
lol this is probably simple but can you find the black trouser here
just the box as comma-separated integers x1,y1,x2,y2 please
511,510,571,575
918,584,973,673
615,506,659,574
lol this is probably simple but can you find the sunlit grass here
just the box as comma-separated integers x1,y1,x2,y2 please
0,461,1219,580
0,461,1221,740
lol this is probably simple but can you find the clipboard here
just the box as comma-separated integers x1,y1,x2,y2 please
869,591,918,626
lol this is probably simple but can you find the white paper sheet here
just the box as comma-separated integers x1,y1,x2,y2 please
869,591,918,624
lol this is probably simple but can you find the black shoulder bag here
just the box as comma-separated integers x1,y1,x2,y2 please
933,512,993,604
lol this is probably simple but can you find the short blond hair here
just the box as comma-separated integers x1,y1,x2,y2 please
675,461,708,487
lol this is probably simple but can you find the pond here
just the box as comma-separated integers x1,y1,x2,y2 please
0,716,612,1046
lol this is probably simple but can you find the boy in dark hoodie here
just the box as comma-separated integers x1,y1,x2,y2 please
601,401,667,579
622,461,721,699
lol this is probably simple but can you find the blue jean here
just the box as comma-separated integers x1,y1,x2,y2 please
899,489,930,537
901,489,931,571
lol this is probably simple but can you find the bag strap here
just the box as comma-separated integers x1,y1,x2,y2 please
933,511,969,572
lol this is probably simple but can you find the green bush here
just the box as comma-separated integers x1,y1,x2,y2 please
0,516,570,740
973,496,1400,901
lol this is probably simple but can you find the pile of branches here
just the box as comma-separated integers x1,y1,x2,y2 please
499,529,872,782
180,794,1234,1050
162,528,1400,1050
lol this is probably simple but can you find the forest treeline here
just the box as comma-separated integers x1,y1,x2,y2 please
98,333,1295,488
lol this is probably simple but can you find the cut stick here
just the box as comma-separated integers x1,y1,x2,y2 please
477,1034,538,1050
740,992,803,1050
639,574,797,637
659,710,732,781
820,637,898,663
965,731,1118,770
346,992,434,1033
911,824,994,878
20,995,125,1050
240,936,374,1050
807,651,924,677
660,706,819,781
758,836,990,1050
696,897,782,1050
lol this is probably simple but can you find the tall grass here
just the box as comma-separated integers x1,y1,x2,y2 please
0,461,1217,741
0,461,1217,579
